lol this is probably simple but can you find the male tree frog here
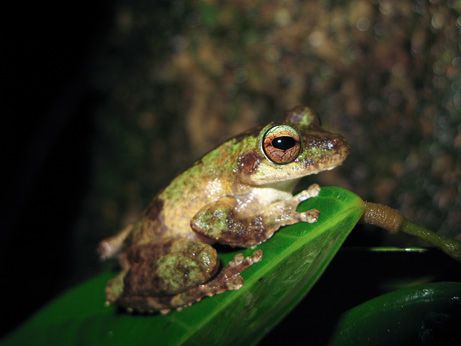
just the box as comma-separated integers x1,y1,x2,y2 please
99,106,349,314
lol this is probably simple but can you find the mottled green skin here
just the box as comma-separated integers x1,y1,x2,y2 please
99,106,349,313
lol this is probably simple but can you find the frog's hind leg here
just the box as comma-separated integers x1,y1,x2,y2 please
117,248,263,314
99,224,134,260
115,239,220,312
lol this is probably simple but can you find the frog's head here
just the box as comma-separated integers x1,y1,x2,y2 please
237,106,349,186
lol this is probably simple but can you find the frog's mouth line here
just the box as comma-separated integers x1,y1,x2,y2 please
249,153,348,186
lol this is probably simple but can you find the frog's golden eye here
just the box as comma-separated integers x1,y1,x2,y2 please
262,125,301,164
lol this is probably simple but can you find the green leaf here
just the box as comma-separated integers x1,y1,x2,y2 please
2,186,364,346
329,282,461,345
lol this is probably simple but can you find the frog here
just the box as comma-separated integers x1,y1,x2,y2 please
98,105,349,314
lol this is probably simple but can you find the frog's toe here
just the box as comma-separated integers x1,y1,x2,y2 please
296,184,321,202
232,253,245,264
227,275,244,290
98,240,114,260
308,183,321,195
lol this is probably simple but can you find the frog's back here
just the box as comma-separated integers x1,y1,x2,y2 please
136,140,242,244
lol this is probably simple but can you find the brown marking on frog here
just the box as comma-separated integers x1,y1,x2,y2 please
191,197,267,247
145,197,164,220
237,151,261,175
124,241,174,296
142,197,170,237
220,211,267,247
123,240,219,297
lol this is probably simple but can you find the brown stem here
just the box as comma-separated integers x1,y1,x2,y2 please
361,202,403,233
361,201,461,262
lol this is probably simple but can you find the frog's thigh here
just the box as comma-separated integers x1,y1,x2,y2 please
123,239,219,297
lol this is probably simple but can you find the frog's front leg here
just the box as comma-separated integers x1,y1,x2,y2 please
191,184,321,247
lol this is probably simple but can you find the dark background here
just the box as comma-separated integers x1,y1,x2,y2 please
1,1,111,336
2,0,461,342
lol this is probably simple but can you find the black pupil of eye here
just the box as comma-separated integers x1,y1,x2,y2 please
272,136,297,150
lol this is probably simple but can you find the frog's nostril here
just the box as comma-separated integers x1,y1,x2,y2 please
326,137,340,150
330,136,348,150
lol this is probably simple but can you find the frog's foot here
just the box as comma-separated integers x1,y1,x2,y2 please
169,250,263,311
98,224,134,260
98,241,116,260
270,183,320,222
292,184,320,224
200,250,263,292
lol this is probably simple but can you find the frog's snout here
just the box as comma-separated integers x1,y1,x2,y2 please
304,133,349,157
329,135,350,165
330,135,349,158
302,132,349,171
